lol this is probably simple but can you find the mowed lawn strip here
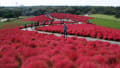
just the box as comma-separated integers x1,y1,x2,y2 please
89,14,120,29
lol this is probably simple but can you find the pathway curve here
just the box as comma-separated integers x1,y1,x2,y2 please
21,27,120,45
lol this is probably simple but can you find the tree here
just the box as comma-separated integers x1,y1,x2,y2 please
115,12,120,18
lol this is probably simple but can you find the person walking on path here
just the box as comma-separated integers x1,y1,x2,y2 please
63,23,67,38
30,23,34,30
36,21,40,26
46,13,50,17
24,24,27,30
42,21,46,26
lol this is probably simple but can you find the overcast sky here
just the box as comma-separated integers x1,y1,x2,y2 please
0,0,120,6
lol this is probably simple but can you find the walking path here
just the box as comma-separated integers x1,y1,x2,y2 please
22,27,120,45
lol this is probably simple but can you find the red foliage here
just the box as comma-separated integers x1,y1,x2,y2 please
23,61,49,68
53,59,75,68
79,62,97,68
22,15,52,22
50,13,94,23
0,27,120,68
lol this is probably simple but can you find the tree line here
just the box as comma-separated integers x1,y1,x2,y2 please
0,6,120,18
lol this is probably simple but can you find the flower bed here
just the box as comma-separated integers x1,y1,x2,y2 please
22,15,52,22
50,13,94,23
36,24,120,41
0,28,120,68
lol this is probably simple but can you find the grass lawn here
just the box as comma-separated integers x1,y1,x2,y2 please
89,14,120,29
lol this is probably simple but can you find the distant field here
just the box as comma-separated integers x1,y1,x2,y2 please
89,14,120,29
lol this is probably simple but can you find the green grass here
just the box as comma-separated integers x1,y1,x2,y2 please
14,19,33,25
89,14,120,29
0,17,2,20
0,21,11,28
19,16,33,19
0,18,32,29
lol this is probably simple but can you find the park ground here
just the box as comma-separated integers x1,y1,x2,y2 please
0,14,120,29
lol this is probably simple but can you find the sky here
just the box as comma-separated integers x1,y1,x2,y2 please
0,0,120,7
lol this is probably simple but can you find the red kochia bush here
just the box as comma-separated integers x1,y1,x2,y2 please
0,57,19,68
53,59,75,68
115,64,120,68
92,55,106,64
22,15,52,22
51,54,67,63
21,55,51,68
23,61,49,68
79,62,97,68
79,63,110,68
76,56,92,66
60,47,77,61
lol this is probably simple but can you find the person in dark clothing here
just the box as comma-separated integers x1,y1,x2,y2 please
42,21,46,25
24,24,27,28
30,23,34,30
46,14,49,17
63,23,67,38
30,23,33,28
46,13,50,17
37,21,39,26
